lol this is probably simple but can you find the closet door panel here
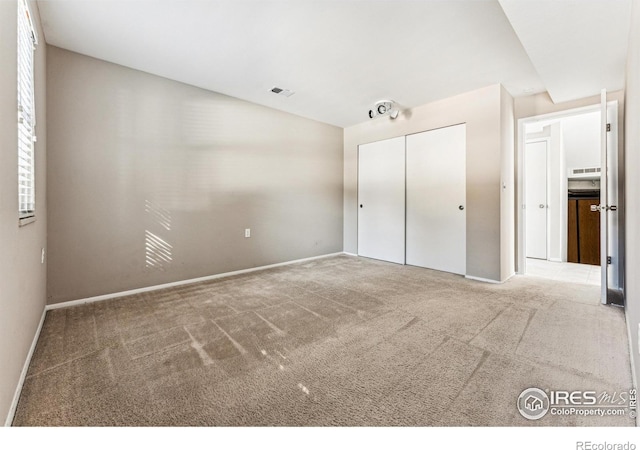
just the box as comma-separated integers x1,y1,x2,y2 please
406,124,466,275
357,136,405,264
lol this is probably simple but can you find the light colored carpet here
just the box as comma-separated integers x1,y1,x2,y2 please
12,255,634,426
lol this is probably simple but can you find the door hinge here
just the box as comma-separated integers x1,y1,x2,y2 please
608,256,612,265
607,123,611,132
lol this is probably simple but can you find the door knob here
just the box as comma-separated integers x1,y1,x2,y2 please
360,204,363,208
459,205,464,210
591,205,601,212
539,204,545,209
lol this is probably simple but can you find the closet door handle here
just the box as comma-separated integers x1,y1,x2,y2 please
458,205,464,210
539,204,545,209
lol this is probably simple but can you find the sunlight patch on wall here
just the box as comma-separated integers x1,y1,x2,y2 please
145,200,173,270
145,200,172,231
145,230,173,270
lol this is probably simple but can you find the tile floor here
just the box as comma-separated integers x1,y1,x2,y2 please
525,258,600,286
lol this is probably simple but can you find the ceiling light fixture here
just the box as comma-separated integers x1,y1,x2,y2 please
369,100,400,120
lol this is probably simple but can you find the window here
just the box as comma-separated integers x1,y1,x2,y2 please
17,0,37,222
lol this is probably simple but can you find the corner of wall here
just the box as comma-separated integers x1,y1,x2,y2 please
0,0,48,426
500,86,516,281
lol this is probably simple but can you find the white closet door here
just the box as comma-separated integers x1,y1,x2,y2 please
357,136,405,264
525,141,548,260
406,124,466,275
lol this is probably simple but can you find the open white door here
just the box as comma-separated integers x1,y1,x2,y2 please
600,89,608,304
606,103,620,295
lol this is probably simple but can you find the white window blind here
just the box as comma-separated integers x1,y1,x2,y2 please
17,0,37,219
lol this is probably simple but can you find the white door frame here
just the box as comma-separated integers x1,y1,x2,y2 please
600,90,608,304
516,100,619,279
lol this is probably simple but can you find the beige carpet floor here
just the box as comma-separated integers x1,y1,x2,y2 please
13,255,634,426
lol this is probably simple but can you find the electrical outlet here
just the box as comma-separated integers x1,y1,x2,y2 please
41,248,45,264
245,228,251,238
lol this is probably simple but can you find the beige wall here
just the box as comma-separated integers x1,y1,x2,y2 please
625,0,640,392
0,1,47,424
344,84,515,282
500,86,516,281
515,90,624,120
46,46,344,304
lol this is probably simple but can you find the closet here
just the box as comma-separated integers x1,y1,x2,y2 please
357,124,466,275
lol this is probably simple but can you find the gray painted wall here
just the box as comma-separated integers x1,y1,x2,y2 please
0,1,47,424
46,46,344,304
344,84,515,282
624,0,640,392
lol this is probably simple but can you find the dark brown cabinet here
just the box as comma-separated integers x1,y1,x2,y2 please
567,196,600,265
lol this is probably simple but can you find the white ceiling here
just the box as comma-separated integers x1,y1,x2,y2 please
36,0,630,128
499,0,631,104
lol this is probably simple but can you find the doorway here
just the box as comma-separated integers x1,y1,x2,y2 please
517,101,620,298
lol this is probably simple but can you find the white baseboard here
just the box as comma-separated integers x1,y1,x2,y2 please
4,307,46,427
465,275,504,284
343,252,358,257
548,258,563,263
46,252,345,311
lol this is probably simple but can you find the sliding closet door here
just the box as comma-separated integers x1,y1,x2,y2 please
357,136,405,264
406,124,466,274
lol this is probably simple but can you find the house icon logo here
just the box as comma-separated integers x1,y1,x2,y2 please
517,388,550,420
525,395,544,411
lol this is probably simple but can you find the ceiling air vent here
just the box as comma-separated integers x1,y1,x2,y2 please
270,86,295,97
568,167,601,180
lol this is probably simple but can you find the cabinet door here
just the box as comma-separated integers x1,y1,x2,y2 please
577,199,601,265
567,199,579,263
406,124,466,275
357,136,405,264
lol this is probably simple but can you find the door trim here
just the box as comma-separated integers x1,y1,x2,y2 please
516,100,619,277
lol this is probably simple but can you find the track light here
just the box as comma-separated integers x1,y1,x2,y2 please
369,100,400,120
